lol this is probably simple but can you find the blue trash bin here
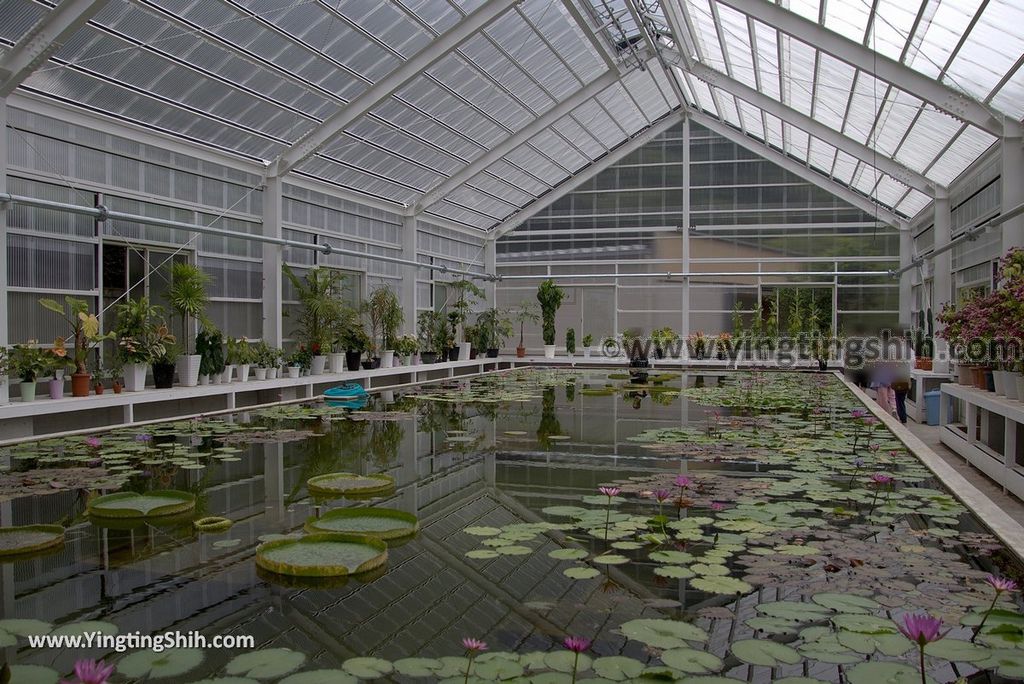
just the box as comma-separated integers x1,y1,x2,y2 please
924,390,942,426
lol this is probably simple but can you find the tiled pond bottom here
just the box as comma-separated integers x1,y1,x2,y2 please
0,369,1022,683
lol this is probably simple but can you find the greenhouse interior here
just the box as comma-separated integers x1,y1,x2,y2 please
0,0,1024,682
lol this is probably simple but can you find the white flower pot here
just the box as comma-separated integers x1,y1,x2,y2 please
583,347,591,359
199,374,210,386
993,370,1007,396
459,342,471,361
238,364,250,382
176,354,201,387
311,355,327,375
1016,374,1024,401
268,368,278,379
19,381,36,402
254,367,268,381
287,366,301,378
0,378,8,405
212,372,223,384
223,365,235,383
543,344,556,359
1006,372,1020,400
328,353,345,373
124,362,148,392
381,350,395,368
403,354,413,366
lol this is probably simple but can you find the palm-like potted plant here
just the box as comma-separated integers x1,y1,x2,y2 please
536,279,565,359
566,328,576,358
284,266,347,375
114,297,163,391
513,302,539,358
443,279,484,361
38,297,114,397
367,284,403,368
166,262,210,387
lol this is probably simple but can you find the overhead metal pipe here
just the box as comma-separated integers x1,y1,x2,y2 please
890,201,1024,277
0,192,497,281
497,270,892,280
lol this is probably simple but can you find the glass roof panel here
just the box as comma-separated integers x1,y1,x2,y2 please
813,53,857,131
763,111,784,149
893,105,962,173
868,0,922,63
786,124,810,162
823,0,872,44
781,33,816,116
689,0,726,68
991,69,1024,114
897,190,932,217
552,118,604,158
928,126,997,185
807,136,836,173
869,90,919,158
944,0,1024,101
832,150,860,185
716,90,741,128
716,4,756,86
737,100,765,140
908,0,984,81
751,20,780,100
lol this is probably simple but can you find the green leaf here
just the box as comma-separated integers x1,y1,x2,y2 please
49,621,119,638
730,639,802,667
980,648,1024,677
342,657,393,679
117,648,204,679
649,550,694,564
654,565,695,579
591,656,644,680
811,593,880,614
548,548,588,561
464,526,501,536
592,553,629,565
225,648,306,679
691,576,753,595
746,617,802,635
278,671,359,684
660,648,723,673
465,549,499,559
756,601,831,621
6,665,59,684
832,614,897,634
0,619,51,636
544,651,591,673
472,657,524,680
619,618,708,649
392,658,443,677
846,661,936,684
563,566,601,580
924,638,990,663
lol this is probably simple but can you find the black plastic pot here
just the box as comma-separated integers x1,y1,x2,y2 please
486,348,499,358
345,351,361,371
152,362,175,389
449,346,460,361
420,351,438,364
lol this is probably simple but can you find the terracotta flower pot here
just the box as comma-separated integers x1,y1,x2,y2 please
112,382,122,394
516,346,526,358
71,372,90,397
94,383,104,395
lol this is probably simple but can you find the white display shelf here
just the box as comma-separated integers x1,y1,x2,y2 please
0,359,511,440
940,382,1024,499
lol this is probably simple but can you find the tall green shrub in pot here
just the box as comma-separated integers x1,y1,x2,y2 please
166,262,210,387
284,266,347,375
536,279,565,359
367,284,403,368
114,297,163,391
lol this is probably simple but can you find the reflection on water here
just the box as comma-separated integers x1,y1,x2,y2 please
0,369,1019,682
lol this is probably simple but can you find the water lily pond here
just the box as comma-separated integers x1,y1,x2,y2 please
1,368,1023,683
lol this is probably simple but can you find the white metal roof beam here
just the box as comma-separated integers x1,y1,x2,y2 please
0,0,110,97
666,57,942,196
493,109,685,238
414,69,622,214
690,109,906,229
716,0,1005,136
268,0,521,179
560,0,620,71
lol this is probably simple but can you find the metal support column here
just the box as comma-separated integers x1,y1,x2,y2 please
0,99,7,349
933,194,952,370
401,215,418,335
484,237,497,309
1002,124,1024,253
681,116,691,336
899,230,913,329
261,176,283,346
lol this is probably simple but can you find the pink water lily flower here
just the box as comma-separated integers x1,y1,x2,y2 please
870,473,894,485
710,502,726,511
61,659,115,684
985,574,1018,593
674,475,692,489
651,489,672,503
598,486,620,497
462,637,487,652
897,612,947,646
563,636,591,653
84,437,102,449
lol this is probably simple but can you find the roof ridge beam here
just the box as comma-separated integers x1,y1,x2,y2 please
666,54,943,196
716,0,1005,136
267,0,522,179
689,109,906,228
414,69,623,214
491,109,685,238
0,0,110,97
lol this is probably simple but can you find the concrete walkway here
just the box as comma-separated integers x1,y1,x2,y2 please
904,418,1024,525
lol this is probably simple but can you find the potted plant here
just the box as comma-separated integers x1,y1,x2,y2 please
513,302,540,358
0,347,9,405
196,328,224,385
93,364,110,395
442,279,484,361
264,345,282,379
166,262,210,387
394,334,418,365
146,324,177,389
366,284,403,368
581,334,594,359
652,328,679,359
715,332,732,360
536,279,564,359
417,311,444,364
286,348,304,378
113,297,162,392
44,343,70,399
12,344,47,402
283,266,347,376
565,328,576,358
109,359,123,394
226,337,248,382
475,308,512,358
38,297,113,397
340,323,370,371
687,331,708,360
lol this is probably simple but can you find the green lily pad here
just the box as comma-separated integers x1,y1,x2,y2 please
619,618,708,649
392,658,443,677
592,656,645,680
279,671,358,684
924,638,990,662
342,657,394,679
979,648,1024,677
832,614,897,634
464,526,501,536
225,648,307,679
649,550,694,564
592,553,629,565
548,548,589,561
0,618,51,636
50,620,118,637
564,566,601,580
7,665,59,684
691,576,753,595
660,648,723,673
730,639,801,667
544,651,591,673
465,549,499,559
116,648,205,679
811,593,880,614
846,661,936,684
757,601,832,621
654,565,695,579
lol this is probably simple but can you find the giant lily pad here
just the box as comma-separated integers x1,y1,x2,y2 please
306,472,394,497
255,533,387,577
87,490,195,518
0,524,64,556
304,508,418,540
